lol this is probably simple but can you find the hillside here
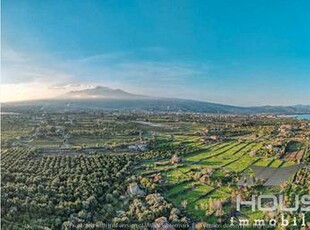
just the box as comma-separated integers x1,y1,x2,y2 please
60,86,147,99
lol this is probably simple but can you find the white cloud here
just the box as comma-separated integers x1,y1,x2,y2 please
70,52,130,64
1,46,213,102
1,46,78,102
2,46,73,84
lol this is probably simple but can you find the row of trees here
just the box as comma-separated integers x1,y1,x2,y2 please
1,147,133,229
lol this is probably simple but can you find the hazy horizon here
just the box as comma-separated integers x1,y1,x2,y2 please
2,1,310,106
2,85,310,109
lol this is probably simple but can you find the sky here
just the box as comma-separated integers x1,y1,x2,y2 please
1,0,310,105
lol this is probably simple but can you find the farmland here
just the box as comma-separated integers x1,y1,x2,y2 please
1,111,310,229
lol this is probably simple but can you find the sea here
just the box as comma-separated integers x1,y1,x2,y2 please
280,114,310,120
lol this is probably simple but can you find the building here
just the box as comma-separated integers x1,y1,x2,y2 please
127,183,146,196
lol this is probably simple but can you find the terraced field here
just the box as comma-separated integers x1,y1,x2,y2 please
165,169,188,183
166,182,214,206
187,190,230,219
141,138,299,223
269,159,284,167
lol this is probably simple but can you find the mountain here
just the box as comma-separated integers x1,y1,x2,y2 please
2,86,310,114
60,86,147,99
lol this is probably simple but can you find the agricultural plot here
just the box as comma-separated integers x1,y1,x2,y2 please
225,155,259,172
282,141,306,161
1,115,33,145
164,169,189,183
217,185,234,194
29,138,63,148
254,158,273,166
140,125,310,225
165,181,194,197
199,143,249,167
199,157,232,167
240,207,264,221
187,190,230,221
178,164,201,174
148,134,307,224
185,141,238,162
200,142,261,171
173,135,201,142
283,150,305,161
269,159,283,167
281,160,297,167
1,146,133,229
151,140,268,222
138,163,180,176
166,182,214,206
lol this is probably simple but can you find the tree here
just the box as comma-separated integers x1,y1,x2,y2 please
181,200,188,209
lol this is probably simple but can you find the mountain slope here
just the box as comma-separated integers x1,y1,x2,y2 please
3,86,310,114
60,86,147,99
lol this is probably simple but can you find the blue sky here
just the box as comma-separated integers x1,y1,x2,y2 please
2,0,310,105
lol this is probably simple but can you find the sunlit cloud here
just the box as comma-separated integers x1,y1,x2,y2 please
1,45,213,102
2,82,59,102
1,46,76,102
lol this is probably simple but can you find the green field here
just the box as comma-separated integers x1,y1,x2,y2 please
141,137,302,223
